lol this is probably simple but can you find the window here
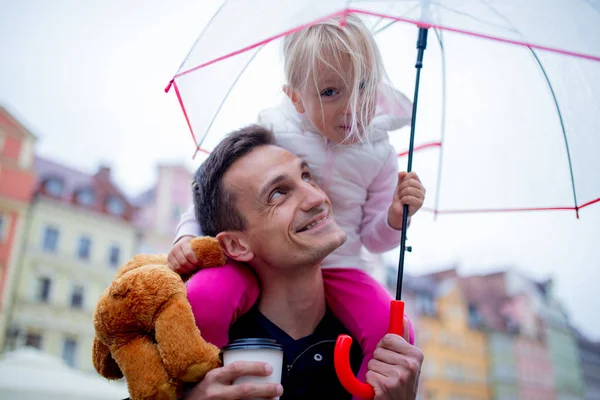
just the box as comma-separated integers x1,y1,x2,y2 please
468,303,482,328
76,189,95,206
25,332,42,349
35,277,51,303
70,285,84,309
5,326,20,350
45,178,64,197
42,226,59,252
108,245,120,267
62,337,77,367
77,236,91,260
416,293,436,315
106,196,125,216
0,213,7,242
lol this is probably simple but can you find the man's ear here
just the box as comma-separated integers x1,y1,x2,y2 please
216,231,254,263
283,84,305,114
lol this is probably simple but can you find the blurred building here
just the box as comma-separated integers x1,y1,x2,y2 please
0,107,36,348
3,158,137,371
410,270,491,400
133,164,194,254
505,272,584,400
575,331,600,400
505,292,555,400
461,271,555,400
540,292,585,400
460,273,520,400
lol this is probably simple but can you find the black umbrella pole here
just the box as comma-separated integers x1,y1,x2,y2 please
396,26,429,301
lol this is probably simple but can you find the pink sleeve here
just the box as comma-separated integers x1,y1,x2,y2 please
359,145,403,253
172,205,203,246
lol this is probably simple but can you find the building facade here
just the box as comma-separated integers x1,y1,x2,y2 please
417,278,490,400
487,332,519,400
542,300,585,400
576,332,600,400
3,158,137,371
0,107,36,348
133,164,194,254
460,273,520,400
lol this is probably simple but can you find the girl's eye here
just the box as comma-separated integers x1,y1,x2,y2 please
302,172,311,182
320,88,338,97
359,81,365,90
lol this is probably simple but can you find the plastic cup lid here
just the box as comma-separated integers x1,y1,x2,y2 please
221,338,283,351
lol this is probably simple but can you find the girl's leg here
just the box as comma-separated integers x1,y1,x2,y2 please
322,268,415,385
186,260,260,348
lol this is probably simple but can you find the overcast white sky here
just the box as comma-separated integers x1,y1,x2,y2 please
1,0,598,340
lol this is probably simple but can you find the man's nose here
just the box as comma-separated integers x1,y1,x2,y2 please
299,182,327,211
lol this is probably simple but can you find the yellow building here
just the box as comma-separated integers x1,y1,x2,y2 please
411,276,490,400
3,158,137,372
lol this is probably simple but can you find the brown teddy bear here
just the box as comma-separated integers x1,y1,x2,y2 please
92,237,225,400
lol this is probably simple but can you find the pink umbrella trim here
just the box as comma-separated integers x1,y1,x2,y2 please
166,7,600,92
423,197,600,217
397,141,441,157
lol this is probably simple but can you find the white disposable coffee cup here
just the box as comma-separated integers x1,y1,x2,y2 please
221,338,284,400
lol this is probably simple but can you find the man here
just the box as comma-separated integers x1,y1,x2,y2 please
184,125,423,400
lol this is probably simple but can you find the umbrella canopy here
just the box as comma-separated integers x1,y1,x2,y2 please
167,0,600,216
0,347,129,400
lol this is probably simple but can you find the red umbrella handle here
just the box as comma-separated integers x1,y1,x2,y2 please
334,300,405,399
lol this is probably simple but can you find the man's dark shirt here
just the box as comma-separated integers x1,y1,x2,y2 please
229,306,363,400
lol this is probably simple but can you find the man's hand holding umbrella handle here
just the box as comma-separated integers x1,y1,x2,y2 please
365,331,424,400
335,301,422,399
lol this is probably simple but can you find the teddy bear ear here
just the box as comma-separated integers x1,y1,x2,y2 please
190,237,226,268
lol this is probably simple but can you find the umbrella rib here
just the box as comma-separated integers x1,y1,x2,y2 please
582,0,600,15
372,4,422,35
429,2,518,34
528,48,580,217
476,0,580,217
175,0,231,75
347,8,600,62
195,45,266,153
432,26,447,221
370,0,408,32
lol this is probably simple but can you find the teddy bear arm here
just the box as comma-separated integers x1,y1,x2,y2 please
93,336,123,380
155,293,221,383
111,335,177,400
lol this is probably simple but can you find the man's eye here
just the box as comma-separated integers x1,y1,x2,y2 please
302,173,311,182
270,190,284,200
320,88,338,97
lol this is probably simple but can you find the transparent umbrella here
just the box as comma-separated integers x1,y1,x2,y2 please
164,0,600,397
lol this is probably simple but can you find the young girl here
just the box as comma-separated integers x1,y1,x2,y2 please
169,14,424,386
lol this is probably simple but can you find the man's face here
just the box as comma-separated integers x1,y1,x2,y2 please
223,145,346,269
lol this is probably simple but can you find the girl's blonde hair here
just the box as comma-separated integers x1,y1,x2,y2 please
283,14,393,142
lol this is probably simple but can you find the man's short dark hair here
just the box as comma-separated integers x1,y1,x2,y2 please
192,125,275,237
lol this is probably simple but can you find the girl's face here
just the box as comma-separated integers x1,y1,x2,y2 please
286,58,375,144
